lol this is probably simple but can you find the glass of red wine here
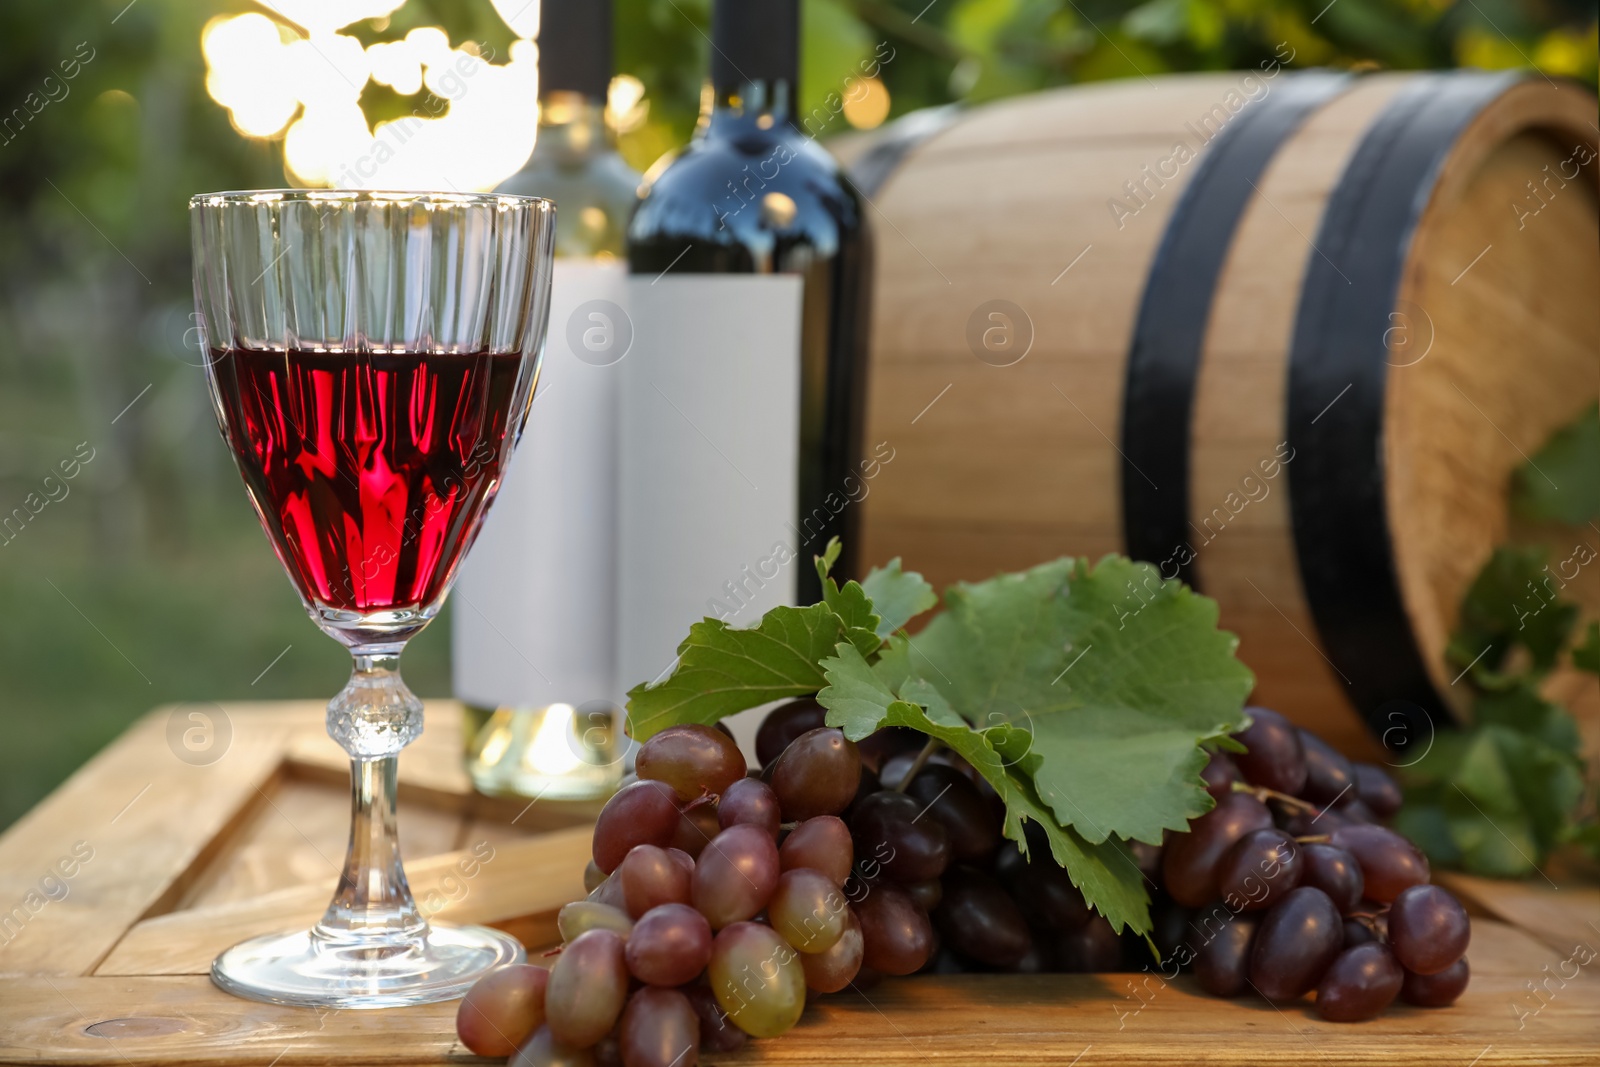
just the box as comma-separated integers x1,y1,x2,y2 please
190,190,555,1008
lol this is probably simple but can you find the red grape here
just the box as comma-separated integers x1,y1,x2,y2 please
1300,843,1364,914
1215,828,1303,912
1232,707,1308,795
1316,942,1403,1021
717,778,781,838
768,868,848,953
669,803,721,858
1201,752,1242,800
1249,886,1343,1001
1400,956,1470,1007
636,724,747,802
1329,824,1429,903
456,964,549,1056
1387,884,1470,975
511,1025,596,1067
1162,792,1273,907
619,844,693,918
545,929,628,1047
625,902,713,987
1193,912,1259,997
692,824,780,928
755,699,827,767
619,987,699,1067
769,727,861,820
850,790,950,882
778,815,853,886
854,881,934,975
684,984,746,1053
801,908,865,993
594,780,681,873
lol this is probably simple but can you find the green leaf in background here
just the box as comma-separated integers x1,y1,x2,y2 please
1512,403,1600,525
859,557,938,639
817,642,1151,934
896,556,1253,845
626,602,845,741
1572,621,1600,675
1448,545,1579,679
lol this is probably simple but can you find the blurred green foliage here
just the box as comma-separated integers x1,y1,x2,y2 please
0,0,1593,832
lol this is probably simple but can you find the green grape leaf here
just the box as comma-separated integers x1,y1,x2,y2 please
860,557,938,639
1450,545,1579,678
814,537,884,659
1512,403,1599,525
626,603,845,741
817,642,1151,934
895,556,1254,845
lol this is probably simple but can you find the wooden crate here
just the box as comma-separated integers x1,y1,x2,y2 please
1,702,1595,1065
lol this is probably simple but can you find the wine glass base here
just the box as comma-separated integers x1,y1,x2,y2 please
211,923,525,1009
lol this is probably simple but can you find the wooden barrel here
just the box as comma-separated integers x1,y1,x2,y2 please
852,71,1598,758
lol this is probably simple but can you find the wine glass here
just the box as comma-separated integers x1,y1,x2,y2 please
190,190,556,1008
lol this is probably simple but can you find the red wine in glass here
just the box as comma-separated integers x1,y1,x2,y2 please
209,345,528,621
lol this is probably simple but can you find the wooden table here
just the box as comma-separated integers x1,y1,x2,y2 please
1,702,1595,1065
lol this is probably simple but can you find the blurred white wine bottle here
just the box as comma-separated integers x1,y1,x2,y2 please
452,0,639,800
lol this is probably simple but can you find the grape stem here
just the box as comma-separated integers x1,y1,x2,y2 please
1230,780,1321,815
892,738,942,792
1293,834,1332,845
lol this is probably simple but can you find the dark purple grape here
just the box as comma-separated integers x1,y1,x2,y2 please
1249,886,1344,1001
779,815,853,886
1006,940,1053,974
1274,804,1348,837
1343,918,1378,948
1297,730,1354,806
683,985,745,1053
1163,792,1274,907
1315,942,1403,1021
636,724,747,803
1400,956,1470,1007
855,727,924,773
935,865,1032,968
755,699,827,767
903,878,943,912
1300,843,1364,914
1129,839,1164,881
1339,798,1378,824
800,907,864,993
1329,824,1429,903
546,929,629,1047
1008,863,1093,932
1150,898,1194,962
1387,884,1470,975
625,903,713,987
669,802,721,859
619,987,699,1067
1201,752,1241,800
618,844,692,919
904,764,1001,861
594,780,681,873
717,778,781,838
1193,913,1259,997
855,882,934,975
457,964,549,1056
692,824,780,928
1215,828,1303,912
850,790,950,882
1351,763,1402,818
769,728,861,820
1232,707,1308,795
1055,915,1123,973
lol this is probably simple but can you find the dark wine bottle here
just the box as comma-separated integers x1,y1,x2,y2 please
621,0,871,694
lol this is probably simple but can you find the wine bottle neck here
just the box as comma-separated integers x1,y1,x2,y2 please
536,91,614,158
705,79,796,136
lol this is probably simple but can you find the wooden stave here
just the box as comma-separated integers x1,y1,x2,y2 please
854,71,1599,753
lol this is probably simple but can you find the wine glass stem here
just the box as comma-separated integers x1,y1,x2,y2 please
317,649,427,945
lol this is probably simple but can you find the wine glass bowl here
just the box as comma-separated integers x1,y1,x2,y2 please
190,190,555,1008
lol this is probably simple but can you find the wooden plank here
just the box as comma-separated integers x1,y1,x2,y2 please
95,828,591,977
0,705,302,977
1438,868,1600,957
4,921,1592,1066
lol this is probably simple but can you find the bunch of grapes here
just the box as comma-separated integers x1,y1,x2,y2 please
456,702,1471,1063
1159,708,1471,1021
